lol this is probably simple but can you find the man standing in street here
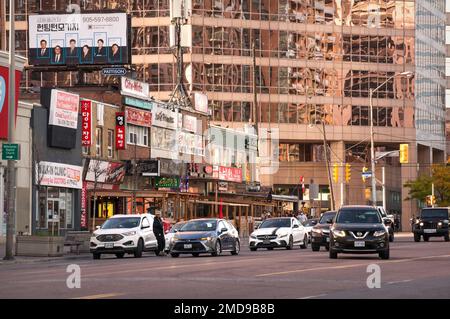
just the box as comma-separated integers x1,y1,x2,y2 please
153,210,166,256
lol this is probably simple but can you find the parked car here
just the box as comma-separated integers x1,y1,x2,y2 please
249,217,308,251
165,221,187,252
412,207,450,242
311,211,336,251
170,218,240,257
376,206,395,242
90,214,158,259
329,206,390,260
302,218,319,242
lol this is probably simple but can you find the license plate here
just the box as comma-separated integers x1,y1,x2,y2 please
424,229,437,234
184,244,192,249
105,243,114,249
354,241,365,248
326,237,330,242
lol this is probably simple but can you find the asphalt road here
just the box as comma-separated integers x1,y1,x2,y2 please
1,235,449,299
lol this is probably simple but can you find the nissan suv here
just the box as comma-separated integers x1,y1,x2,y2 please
412,208,449,242
329,206,390,260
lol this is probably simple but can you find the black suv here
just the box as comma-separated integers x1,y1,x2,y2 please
329,206,390,260
311,211,336,251
412,208,449,242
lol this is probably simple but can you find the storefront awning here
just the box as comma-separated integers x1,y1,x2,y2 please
189,200,249,207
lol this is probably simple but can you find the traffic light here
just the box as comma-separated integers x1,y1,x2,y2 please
399,144,409,164
362,166,368,182
332,164,339,183
426,195,436,207
345,163,351,183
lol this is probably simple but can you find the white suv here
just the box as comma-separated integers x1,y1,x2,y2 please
249,217,308,251
90,214,158,259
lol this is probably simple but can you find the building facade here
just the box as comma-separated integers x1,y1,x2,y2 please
1,0,447,230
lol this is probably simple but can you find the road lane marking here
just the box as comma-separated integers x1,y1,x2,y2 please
256,254,450,277
72,293,124,299
297,294,327,299
387,279,413,285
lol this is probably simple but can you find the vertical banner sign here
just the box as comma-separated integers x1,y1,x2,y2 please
115,112,126,150
80,181,88,229
0,67,22,140
80,100,92,146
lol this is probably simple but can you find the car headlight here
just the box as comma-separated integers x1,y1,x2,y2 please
200,237,212,241
444,220,449,224
374,230,386,237
122,231,137,237
250,234,257,239
332,230,346,238
419,222,424,227
415,219,420,224
278,233,288,238
438,222,443,226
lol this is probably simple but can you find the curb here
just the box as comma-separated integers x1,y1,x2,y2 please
0,254,91,266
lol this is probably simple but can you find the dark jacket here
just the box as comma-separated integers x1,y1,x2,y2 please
153,217,164,235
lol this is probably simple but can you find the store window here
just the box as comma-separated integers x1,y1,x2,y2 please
37,187,74,231
96,127,103,157
127,124,149,147
107,129,114,158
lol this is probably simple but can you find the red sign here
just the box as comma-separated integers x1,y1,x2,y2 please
81,182,88,229
81,100,92,146
0,66,21,140
218,166,242,183
126,107,152,127
116,112,126,150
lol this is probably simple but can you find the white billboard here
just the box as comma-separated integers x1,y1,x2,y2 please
49,89,80,129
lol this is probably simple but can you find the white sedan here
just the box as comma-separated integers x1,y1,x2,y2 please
165,221,187,252
249,217,308,251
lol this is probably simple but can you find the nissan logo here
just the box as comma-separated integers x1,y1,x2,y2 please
357,232,363,237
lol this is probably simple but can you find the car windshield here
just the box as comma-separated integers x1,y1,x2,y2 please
180,220,217,232
420,209,449,219
336,209,381,224
170,222,186,233
259,218,291,228
101,217,141,229
319,212,336,224
303,219,317,227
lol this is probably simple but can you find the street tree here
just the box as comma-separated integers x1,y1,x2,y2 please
404,165,450,207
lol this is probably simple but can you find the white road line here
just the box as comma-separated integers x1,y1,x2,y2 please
72,293,124,299
297,294,327,299
387,279,413,285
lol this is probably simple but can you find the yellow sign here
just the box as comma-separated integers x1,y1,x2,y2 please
400,144,409,164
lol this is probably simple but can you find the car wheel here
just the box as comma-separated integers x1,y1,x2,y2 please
231,240,240,255
414,233,421,242
192,253,200,257
445,233,449,242
134,238,144,258
311,243,320,252
325,245,330,251
329,249,338,259
93,253,101,260
286,236,294,250
115,253,125,259
171,253,179,258
389,232,394,243
250,247,257,252
379,249,390,260
300,235,308,249
423,235,429,242
211,241,221,257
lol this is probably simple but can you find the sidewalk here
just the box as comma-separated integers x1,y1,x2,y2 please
0,243,91,265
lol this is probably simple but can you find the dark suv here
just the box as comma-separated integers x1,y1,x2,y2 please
311,211,336,251
329,206,390,260
412,208,449,242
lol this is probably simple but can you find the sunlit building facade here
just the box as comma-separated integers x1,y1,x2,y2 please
0,0,447,229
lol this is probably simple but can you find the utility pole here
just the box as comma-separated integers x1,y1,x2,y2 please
4,0,16,260
369,88,377,206
322,121,335,211
252,43,260,157
382,166,386,210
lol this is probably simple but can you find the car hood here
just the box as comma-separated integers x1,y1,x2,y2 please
176,231,216,239
93,227,139,237
333,223,384,231
313,224,331,231
252,227,290,236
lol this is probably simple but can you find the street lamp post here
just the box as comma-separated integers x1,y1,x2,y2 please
369,71,413,206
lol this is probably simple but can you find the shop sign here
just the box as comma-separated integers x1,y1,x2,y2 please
218,166,242,183
178,132,203,156
121,77,149,100
81,182,88,229
80,100,92,146
155,177,180,188
0,66,21,140
126,107,152,127
160,159,184,176
48,89,80,129
151,127,177,156
85,160,126,184
183,114,197,133
218,181,228,192
194,92,208,114
123,96,153,111
138,160,160,177
152,104,181,129
1,143,20,160
115,112,126,150
37,161,83,189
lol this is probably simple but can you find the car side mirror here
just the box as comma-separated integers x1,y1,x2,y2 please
383,219,392,226
95,226,101,230
293,224,299,228
220,228,228,233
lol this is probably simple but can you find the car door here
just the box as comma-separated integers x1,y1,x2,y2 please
217,221,230,250
291,219,302,243
225,221,238,247
141,216,156,249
